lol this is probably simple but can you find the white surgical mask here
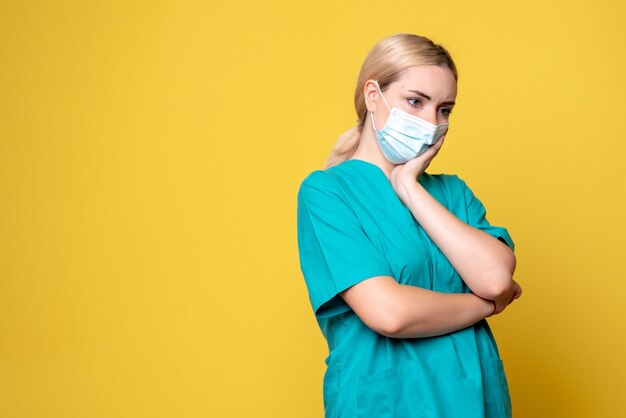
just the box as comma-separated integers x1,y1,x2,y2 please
371,80,449,164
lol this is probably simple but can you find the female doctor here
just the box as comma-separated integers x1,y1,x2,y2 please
296,33,522,418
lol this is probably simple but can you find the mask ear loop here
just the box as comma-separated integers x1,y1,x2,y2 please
373,80,392,112
371,80,392,131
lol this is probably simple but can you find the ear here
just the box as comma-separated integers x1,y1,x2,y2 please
364,79,381,113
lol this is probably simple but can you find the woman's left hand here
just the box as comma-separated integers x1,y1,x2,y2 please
507,280,523,305
390,136,446,206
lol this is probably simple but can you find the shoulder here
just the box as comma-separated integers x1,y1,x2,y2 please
420,172,476,210
298,162,353,198
298,169,334,196
297,168,347,210
421,172,467,193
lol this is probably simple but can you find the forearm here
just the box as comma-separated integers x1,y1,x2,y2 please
402,181,516,299
388,284,493,338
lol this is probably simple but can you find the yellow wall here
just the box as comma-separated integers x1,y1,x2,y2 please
1,1,625,417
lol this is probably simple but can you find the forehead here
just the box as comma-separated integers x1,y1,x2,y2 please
394,65,457,99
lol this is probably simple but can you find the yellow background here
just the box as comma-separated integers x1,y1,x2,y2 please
1,1,625,417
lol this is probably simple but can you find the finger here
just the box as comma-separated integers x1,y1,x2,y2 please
423,137,445,162
435,135,446,149
413,136,445,162
425,137,445,157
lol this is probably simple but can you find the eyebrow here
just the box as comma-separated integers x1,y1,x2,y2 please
407,89,456,106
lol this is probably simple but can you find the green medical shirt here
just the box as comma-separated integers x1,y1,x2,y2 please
296,159,515,418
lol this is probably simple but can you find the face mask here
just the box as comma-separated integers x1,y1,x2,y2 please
370,80,449,164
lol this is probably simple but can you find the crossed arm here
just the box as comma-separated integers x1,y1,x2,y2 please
340,180,520,339
338,130,523,339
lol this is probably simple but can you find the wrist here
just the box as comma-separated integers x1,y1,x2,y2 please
478,296,496,318
402,179,426,208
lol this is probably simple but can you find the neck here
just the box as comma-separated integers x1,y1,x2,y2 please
350,115,397,179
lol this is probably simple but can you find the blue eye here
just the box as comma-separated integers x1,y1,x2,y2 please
407,98,422,107
440,108,453,116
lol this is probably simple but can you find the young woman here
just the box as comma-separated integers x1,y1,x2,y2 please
297,33,522,418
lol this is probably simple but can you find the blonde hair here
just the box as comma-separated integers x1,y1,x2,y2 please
325,33,458,168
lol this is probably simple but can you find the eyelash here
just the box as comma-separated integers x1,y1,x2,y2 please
407,98,453,116
407,98,422,107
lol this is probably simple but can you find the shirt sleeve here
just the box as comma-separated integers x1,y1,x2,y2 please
451,175,515,251
297,170,394,318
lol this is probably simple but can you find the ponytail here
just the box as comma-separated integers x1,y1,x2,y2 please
325,126,362,169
